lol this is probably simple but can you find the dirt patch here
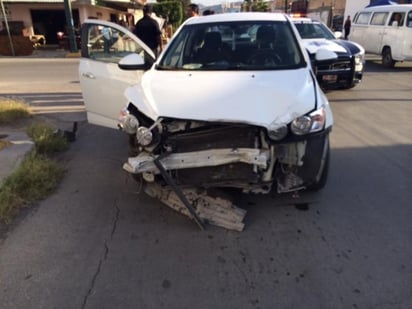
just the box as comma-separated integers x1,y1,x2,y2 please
0,139,12,151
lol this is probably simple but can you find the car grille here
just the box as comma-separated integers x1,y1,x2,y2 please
317,59,352,72
162,124,263,186
165,124,260,152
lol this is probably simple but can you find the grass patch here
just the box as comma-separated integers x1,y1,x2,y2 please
0,153,65,223
0,99,68,224
27,122,69,154
0,97,31,124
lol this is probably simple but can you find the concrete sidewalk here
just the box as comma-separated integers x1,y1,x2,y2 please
0,131,34,186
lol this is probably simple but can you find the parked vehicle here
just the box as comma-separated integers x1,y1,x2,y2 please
292,17,365,90
350,4,412,67
79,13,335,230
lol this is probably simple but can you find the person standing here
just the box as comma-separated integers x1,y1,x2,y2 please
187,4,199,18
101,26,112,54
344,15,351,40
134,5,163,58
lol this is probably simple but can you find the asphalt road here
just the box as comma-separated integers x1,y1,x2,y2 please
0,57,411,309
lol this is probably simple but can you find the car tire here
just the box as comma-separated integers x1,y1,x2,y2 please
307,137,330,191
341,82,356,90
382,47,396,68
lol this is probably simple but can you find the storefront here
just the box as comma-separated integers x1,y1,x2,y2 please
0,0,140,45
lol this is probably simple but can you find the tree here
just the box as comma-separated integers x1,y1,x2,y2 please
153,1,184,29
242,0,270,12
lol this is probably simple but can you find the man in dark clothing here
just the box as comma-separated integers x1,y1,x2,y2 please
344,15,351,40
134,5,163,57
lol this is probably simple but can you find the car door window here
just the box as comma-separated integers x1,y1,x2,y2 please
354,12,371,25
85,24,148,64
389,12,405,26
370,12,388,26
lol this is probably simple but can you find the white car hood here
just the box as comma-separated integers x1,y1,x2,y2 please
303,39,347,54
125,68,317,129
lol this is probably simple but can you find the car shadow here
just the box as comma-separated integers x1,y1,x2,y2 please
365,58,412,73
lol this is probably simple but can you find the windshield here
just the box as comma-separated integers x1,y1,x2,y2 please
157,20,305,70
294,22,336,40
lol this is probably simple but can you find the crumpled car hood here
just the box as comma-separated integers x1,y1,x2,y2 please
125,68,317,129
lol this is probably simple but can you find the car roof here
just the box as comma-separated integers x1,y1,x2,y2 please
359,4,412,12
185,12,289,26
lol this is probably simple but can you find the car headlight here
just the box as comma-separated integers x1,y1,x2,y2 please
136,126,153,146
291,106,326,135
354,53,364,72
118,108,139,134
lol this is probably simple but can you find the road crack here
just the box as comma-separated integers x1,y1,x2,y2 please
81,200,120,309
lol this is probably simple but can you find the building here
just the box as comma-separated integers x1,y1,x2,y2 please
272,0,411,27
0,0,144,45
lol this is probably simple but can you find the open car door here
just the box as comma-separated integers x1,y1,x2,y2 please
79,19,155,129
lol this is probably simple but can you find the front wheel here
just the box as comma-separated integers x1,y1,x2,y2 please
382,48,396,68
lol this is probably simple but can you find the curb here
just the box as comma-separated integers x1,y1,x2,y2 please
0,132,34,186
0,49,80,59
65,51,81,58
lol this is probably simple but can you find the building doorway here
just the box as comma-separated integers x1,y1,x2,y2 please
31,9,79,44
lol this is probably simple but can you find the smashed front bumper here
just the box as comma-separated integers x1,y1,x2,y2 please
123,148,270,174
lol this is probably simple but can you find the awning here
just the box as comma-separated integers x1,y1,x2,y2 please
366,0,398,7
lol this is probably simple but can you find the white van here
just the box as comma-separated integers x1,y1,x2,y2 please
350,4,412,67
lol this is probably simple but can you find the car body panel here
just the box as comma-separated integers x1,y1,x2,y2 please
303,39,348,54
126,69,317,129
79,19,155,128
292,17,365,89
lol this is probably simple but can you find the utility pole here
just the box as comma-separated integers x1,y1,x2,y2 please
63,0,78,52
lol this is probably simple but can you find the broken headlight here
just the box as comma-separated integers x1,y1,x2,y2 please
118,108,139,134
136,126,153,146
135,118,163,147
291,106,326,135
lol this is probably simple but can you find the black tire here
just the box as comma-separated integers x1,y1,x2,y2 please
382,48,396,68
307,138,330,191
340,82,356,90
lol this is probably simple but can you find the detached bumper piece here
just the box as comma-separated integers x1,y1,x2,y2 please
144,182,246,232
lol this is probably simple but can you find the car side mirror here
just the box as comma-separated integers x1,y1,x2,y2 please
315,48,338,62
118,53,148,70
392,21,399,27
334,31,343,39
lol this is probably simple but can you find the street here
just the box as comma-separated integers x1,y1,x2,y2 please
0,57,411,309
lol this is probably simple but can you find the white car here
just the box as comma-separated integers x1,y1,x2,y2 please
79,13,334,229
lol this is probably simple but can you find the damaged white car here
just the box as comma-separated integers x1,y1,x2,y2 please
79,13,334,231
